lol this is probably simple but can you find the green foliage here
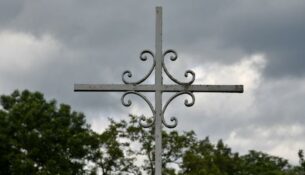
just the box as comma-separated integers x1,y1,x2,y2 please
0,90,99,175
180,138,241,175
113,115,305,175
91,119,140,175
1,90,304,175
240,150,290,175
291,150,305,174
110,115,197,175
299,150,305,170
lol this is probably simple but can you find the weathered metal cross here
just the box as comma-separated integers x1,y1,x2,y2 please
74,7,243,175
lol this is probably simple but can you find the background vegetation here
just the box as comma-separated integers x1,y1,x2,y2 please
0,90,304,174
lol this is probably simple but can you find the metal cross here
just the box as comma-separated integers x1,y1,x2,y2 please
74,7,243,175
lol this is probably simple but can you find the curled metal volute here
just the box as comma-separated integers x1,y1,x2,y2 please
121,91,156,128
163,116,178,129
121,92,132,107
163,49,195,85
122,50,155,85
122,70,132,79
184,70,195,85
139,115,155,128
140,50,154,61
163,49,177,61
184,93,195,107
162,92,195,128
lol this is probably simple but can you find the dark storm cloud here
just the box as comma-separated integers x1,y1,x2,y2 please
218,1,305,78
161,1,305,78
0,0,158,116
3,1,304,78
0,0,24,25
6,0,155,48
1,0,305,163
0,0,303,116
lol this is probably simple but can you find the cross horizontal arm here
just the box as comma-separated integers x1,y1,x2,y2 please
74,84,243,93
163,85,243,93
74,84,156,92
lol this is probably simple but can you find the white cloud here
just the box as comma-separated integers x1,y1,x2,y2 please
226,124,305,164
87,111,111,134
190,55,305,164
187,54,266,122
0,30,61,72
0,30,70,96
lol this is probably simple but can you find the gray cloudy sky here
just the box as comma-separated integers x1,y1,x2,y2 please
1,0,305,164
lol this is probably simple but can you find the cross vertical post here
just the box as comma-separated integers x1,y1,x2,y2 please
155,7,162,175
74,6,243,175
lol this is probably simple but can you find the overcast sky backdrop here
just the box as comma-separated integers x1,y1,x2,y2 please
1,0,305,164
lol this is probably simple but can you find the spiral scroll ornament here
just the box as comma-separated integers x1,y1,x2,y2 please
162,49,195,85
121,91,155,128
122,50,155,85
120,49,198,129
162,91,195,128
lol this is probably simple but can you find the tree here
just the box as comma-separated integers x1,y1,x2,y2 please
240,150,290,175
298,150,305,171
180,137,241,175
1,90,304,175
0,107,11,174
0,90,100,174
90,119,140,175
110,115,196,175
290,150,305,175
105,115,305,175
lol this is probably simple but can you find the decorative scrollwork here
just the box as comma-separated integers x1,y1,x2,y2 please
162,91,195,128
121,91,155,128
163,49,195,85
122,50,155,85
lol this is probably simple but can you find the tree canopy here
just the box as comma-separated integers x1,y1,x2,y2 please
0,90,304,175
0,90,100,174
